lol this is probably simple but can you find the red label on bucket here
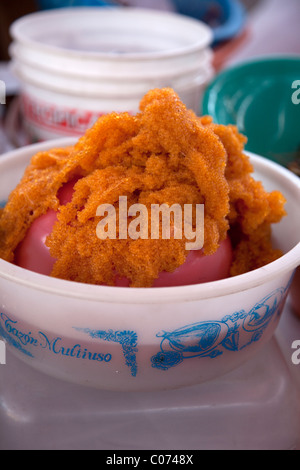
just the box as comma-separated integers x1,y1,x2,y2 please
21,94,105,136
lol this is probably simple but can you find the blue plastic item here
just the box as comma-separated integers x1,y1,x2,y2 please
37,0,112,9
37,0,246,45
171,0,246,44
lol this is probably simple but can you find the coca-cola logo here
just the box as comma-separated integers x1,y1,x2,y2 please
21,94,105,135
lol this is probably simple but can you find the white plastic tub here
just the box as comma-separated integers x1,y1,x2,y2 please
10,7,214,142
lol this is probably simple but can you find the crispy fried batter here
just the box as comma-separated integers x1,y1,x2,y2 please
0,88,286,286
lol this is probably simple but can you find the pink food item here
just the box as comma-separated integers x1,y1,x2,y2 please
153,237,232,287
14,179,77,277
14,180,233,287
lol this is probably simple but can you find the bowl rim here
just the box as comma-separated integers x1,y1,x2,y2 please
10,7,213,62
0,138,299,304
202,54,300,116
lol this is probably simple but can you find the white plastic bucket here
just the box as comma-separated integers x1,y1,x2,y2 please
9,7,214,142
15,69,213,142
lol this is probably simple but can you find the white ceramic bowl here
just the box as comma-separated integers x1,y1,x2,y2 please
0,139,300,391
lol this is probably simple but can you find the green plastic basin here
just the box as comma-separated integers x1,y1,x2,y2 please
202,56,300,170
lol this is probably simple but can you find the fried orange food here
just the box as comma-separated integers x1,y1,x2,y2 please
0,88,286,287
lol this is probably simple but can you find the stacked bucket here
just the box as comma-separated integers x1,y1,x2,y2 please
9,7,214,141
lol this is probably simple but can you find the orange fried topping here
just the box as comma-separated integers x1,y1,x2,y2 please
0,88,286,286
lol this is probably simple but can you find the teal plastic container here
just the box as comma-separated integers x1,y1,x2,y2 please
202,56,300,170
